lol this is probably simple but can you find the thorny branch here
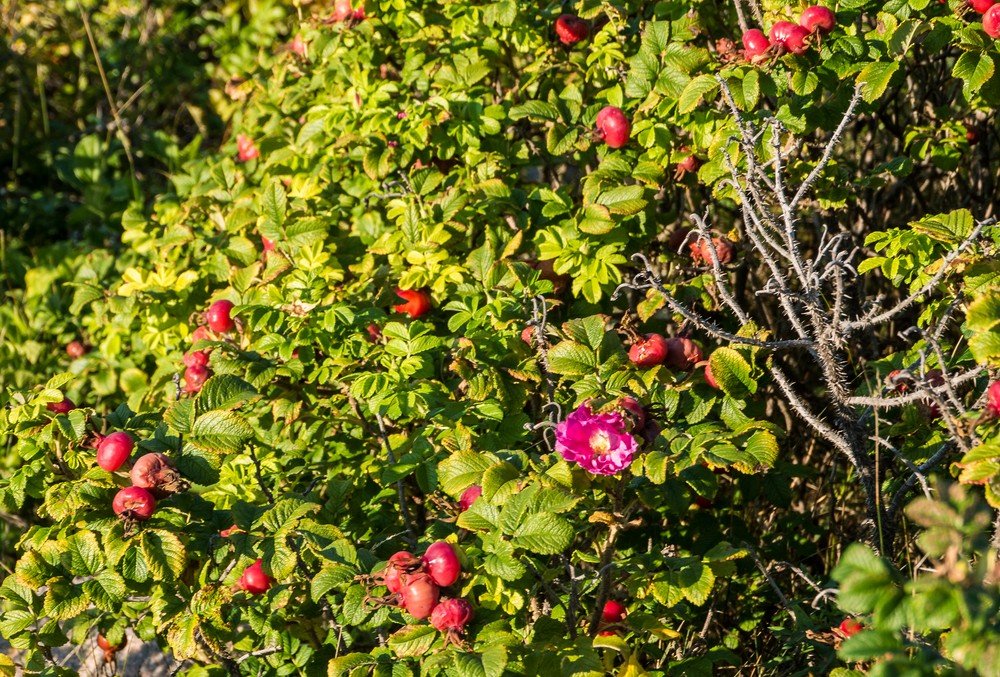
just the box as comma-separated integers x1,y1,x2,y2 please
615,77,993,555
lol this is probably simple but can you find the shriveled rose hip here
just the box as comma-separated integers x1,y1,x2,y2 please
665,338,703,371
431,598,474,632
131,453,188,495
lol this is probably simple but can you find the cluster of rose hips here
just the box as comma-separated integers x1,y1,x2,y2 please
373,542,474,643
970,1,1000,37
101,430,187,523
627,331,723,392
183,299,238,394
742,6,836,60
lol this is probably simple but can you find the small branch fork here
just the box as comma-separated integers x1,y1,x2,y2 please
614,77,994,556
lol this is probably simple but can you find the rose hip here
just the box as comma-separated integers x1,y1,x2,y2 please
399,572,440,620
629,333,668,367
423,541,461,587
430,598,474,632
239,559,273,595
97,432,134,472
112,486,156,521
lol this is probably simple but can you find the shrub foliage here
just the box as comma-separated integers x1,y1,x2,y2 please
2,0,1000,675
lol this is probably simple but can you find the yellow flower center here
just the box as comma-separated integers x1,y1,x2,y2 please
590,430,611,456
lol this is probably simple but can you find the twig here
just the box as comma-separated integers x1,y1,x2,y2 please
375,411,418,546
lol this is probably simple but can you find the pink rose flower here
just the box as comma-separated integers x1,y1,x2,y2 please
555,403,637,475
236,134,260,162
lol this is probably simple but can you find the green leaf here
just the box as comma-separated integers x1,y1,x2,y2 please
190,411,254,454
953,51,995,94
547,341,596,376
439,450,495,497
595,185,646,215
908,209,974,243
141,529,187,580
260,181,287,235
547,125,580,155
197,375,261,413
968,292,1000,333
678,74,719,114
857,62,900,102
709,348,756,398
65,531,103,576
838,631,903,661
311,563,355,603
510,512,574,554
509,101,560,121
387,625,437,658
83,570,127,612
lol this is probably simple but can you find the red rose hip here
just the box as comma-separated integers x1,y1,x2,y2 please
555,14,588,45
782,24,811,54
986,381,1000,415
839,618,864,637
423,541,461,587
206,300,236,333
66,341,87,358
184,364,211,393
742,29,771,58
985,4,1000,37
970,0,996,12
602,599,627,623
431,598,474,632
399,572,440,620
628,333,668,367
47,397,76,415
595,106,630,149
393,289,432,318
112,486,156,521
800,6,836,34
239,559,273,594
459,485,483,511
97,432,134,472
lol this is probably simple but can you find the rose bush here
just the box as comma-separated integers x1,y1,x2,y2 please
1,0,1000,675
